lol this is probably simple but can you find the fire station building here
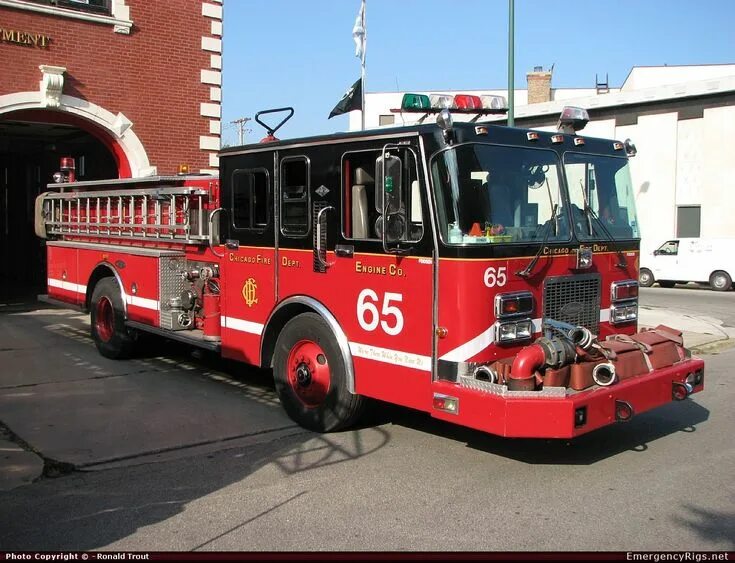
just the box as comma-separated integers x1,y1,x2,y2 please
0,0,223,299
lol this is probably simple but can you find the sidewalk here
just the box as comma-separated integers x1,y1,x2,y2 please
638,306,735,353
1,305,730,492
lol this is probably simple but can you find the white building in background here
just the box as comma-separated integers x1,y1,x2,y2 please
351,64,735,255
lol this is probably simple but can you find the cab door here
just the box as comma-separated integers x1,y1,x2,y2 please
276,139,435,411
651,240,680,280
219,152,277,365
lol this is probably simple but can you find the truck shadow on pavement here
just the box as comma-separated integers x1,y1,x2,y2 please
0,304,392,551
365,397,710,466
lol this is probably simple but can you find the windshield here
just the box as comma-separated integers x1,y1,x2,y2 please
564,153,640,240
431,144,569,245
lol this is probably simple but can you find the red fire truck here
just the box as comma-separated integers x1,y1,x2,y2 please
35,101,704,438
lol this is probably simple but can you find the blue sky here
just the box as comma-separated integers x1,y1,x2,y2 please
221,0,735,144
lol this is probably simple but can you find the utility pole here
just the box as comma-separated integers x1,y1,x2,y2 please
231,117,251,146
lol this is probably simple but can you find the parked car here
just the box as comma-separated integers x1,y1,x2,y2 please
639,238,735,291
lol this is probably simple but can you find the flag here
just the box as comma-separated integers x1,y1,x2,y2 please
352,0,366,65
328,78,362,119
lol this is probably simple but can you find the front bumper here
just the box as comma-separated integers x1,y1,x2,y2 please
430,358,705,439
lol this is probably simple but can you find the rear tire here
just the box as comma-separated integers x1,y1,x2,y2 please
638,268,654,287
709,270,732,292
273,313,365,432
658,280,676,288
90,278,136,359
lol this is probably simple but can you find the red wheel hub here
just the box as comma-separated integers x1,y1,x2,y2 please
95,297,115,343
286,340,330,407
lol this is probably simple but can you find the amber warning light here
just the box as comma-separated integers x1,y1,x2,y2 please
54,156,76,183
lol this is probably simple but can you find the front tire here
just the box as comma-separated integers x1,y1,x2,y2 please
639,268,654,287
273,313,365,432
709,270,732,292
90,278,136,359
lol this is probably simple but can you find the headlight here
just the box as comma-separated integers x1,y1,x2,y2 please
497,319,533,342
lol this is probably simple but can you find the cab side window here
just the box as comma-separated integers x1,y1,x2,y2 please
232,168,270,231
342,148,423,241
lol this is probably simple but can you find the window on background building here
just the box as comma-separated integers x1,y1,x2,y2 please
677,205,701,238
25,0,111,15
378,115,395,126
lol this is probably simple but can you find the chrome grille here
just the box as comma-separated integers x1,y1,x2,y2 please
543,274,601,334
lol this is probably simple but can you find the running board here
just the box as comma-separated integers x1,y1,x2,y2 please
125,320,221,353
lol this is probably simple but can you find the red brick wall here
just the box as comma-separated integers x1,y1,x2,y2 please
0,1,219,175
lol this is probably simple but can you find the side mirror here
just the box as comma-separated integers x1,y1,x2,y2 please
376,153,403,214
384,212,406,244
653,249,661,256
624,138,637,157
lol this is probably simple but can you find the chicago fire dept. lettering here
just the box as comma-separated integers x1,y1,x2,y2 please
543,246,571,255
228,252,272,265
242,278,258,307
355,261,404,277
281,256,300,268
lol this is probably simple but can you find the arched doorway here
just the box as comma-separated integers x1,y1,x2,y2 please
0,111,119,301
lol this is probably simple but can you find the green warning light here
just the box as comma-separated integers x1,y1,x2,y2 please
385,176,394,193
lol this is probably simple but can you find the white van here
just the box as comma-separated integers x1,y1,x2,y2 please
639,238,735,291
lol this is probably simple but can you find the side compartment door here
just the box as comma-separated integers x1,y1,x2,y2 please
220,153,276,365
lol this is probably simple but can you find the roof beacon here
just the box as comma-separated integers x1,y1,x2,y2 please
557,106,589,134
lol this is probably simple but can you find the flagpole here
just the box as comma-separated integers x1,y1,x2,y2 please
361,0,366,131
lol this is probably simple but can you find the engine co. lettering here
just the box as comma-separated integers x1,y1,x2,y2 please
355,261,404,277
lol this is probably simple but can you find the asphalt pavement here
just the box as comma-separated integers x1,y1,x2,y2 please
0,300,735,549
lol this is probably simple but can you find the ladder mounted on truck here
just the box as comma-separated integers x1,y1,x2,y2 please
36,176,218,246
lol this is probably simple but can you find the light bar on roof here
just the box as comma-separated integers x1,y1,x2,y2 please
401,93,431,110
454,94,482,110
557,106,589,134
480,95,507,110
429,94,456,109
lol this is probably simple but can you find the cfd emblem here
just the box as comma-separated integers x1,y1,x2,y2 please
242,278,258,307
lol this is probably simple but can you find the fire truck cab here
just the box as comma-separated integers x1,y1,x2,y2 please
36,103,704,439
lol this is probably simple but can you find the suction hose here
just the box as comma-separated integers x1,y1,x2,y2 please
592,362,617,387
473,365,498,384
508,336,576,391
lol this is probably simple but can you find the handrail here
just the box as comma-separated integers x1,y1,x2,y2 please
208,208,225,257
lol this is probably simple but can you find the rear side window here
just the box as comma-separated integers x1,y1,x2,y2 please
280,157,310,236
232,168,270,231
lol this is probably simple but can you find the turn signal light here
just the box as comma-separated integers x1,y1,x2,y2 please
495,291,534,318
433,393,459,414
611,280,639,301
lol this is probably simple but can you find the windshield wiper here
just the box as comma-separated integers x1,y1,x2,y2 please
517,203,558,278
581,204,628,269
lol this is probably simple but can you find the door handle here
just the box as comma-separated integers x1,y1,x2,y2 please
335,244,354,258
